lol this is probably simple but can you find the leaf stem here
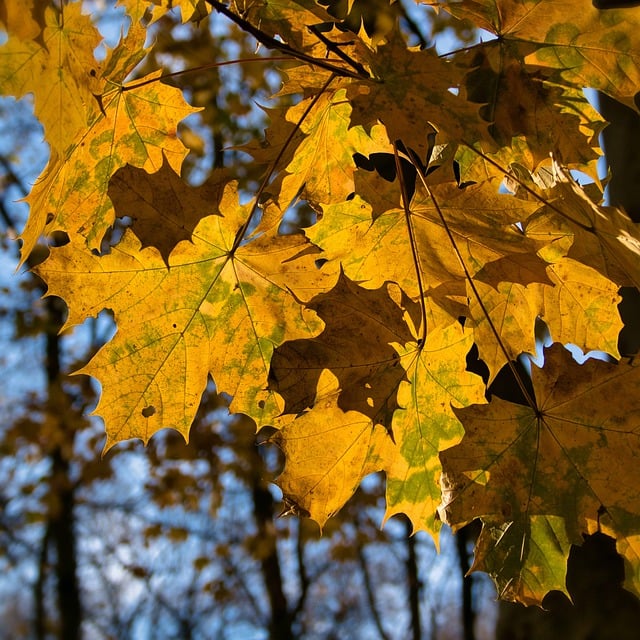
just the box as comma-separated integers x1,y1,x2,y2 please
413,163,538,410
393,143,428,345
229,73,337,254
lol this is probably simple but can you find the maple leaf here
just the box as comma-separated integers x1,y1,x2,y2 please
438,0,640,106
439,344,640,604
272,369,394,528
236,0,333,54
108,159,229,265
250,87,392,214
7,0,640,608
341,30,490,158
0,2,104,155
526,166,640,288
149,0,211,22
469,257,622,383
308,179,541,304
463,44,603,176
385,322,487,538
269,274,414,421
0,0,48,42
36,182,333,448
21,70,199,260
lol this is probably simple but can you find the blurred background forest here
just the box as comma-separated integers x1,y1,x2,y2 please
4,1,640,638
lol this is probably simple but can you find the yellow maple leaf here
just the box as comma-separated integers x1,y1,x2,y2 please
526,166,640,289
0,0,48,41
21,69,199,260
439,0,640,105
36,182,334,449
271,368,394,528
469,257,622,383
308,179,540,307
0,2,103,154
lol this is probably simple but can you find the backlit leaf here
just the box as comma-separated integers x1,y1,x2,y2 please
440,344,640,603
36,183,332,447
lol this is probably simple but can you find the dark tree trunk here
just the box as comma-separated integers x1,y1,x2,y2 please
249,453,293,640
456,523,477,640
49,446,81,640
45,295,82,640
404,519,422,640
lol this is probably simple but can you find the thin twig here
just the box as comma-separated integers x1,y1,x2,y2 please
206,0,372,81
306,24,370,77
122,57,297,91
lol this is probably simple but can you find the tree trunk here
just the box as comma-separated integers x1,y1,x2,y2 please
249,448,293,640
45,295,82,640
405,519,422,640
456,524,476,640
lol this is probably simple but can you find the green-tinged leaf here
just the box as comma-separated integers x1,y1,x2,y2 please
471,515,573,604
439,0,640,105
22,70,200,260
263,88,393,212
439,344,640,604
385,323,486,539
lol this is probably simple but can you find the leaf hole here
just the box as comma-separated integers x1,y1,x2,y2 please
141,405,156,418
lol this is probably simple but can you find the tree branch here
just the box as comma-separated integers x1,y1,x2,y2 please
205,0,372,81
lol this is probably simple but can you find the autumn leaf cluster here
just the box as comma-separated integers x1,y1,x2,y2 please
4,0,640,606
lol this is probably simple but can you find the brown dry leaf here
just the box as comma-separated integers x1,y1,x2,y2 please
269,274,414,421
108,160,229,265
